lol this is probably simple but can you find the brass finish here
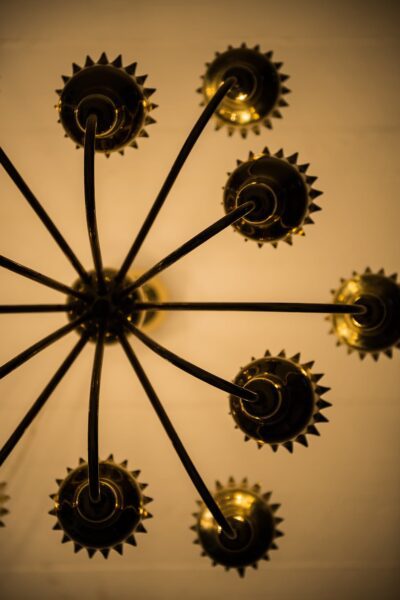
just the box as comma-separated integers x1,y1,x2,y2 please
198,43,290,137
56,52,157,156
230,351,331,452
223,148,322,247
0,482,9,527
192,477,283,577
49,456,152,557
129,272,168,332
67,268,146,343
330,268,400,360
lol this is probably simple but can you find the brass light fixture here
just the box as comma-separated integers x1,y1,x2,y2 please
0,46,399,577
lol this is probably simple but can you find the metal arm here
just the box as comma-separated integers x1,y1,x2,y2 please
115,77,237,284
119,333,236,539
0,147,89,283
132,301,366,315
88,326,106,503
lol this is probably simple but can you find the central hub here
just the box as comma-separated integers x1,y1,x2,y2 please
66,268,145,343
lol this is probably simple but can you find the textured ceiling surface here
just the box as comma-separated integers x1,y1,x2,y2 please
0,1,399,599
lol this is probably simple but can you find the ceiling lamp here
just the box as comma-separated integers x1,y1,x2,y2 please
1,47,399,577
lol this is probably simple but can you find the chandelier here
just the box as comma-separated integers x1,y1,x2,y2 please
1,46,399,577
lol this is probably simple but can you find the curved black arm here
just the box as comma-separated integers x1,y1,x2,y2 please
119,333,236,539
88,326,106,503
0,147,89,283
123,319,258,403
115,77,237,284
84,114,105,292
132,301,366,315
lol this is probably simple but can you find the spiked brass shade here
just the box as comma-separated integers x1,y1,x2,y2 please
0,42,399,583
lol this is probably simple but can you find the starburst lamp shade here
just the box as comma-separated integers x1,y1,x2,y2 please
0,46,399,578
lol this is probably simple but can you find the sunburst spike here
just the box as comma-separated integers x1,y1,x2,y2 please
309,203,322,213
248,150,255,160
252,483,261,493
139,129,149,138
56,479,63,486
112,54,123,67
66,467,73,473
190,524,197,532
145,115,157,126
265,50,273,59
55,88,63,96
274,61,283,69
74,542,83,553
307,424,320,436
240,128,248,139
270,444,279,452
264,119,273,129
85,55,94,66
309,189,323,199
312,373,324,382
139,482,148,490
130,140,138,149
317,399,332,409
264,349,271,356
278,349,286,357
87,548,96,558
280,73,290,81
256,441,263,449
120,459,128,468
136,74,148,86
72,63,81,74
240,42,247,48
118,150,124,155
131,469,141,478
364,266,372,274
237,566,246,578
272,109,282,119
61,534,70,544
143,495,153,504
281,85,291,94
384,348,393,358
306,175,318,185
79,457,85,464
215,480,223,490
126,534,137,546
298,163,309,173
283,441,293,453
114,543,123,555
304,216,314,225
302,360,314,370
262,146,271,155
275,529,284,538
193,538,200,545
270,542,279,550
287,152,298,164
278,98,289,107
106,454,114,462
52,522,61,530
316,385,331,396
49,493,57,500
296,434,308,447
215,120,223,131
124,62,137,75
372,352,379,361
61,75,70,83
97,52,109,65
228,476,236,486
275,148,284,158
284,234,293,245
270,503,281,513
136,523,147,533
389,272,398,281
290,352,301,363
241,477,248,487
257,242,263,248
145,511,153,520
143,87,156,97
314,413,329,423
48,508,57,516
105,152,110,158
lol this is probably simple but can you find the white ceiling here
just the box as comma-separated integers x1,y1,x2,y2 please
0,1,399,598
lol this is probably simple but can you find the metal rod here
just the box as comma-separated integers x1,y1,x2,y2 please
0,303,76,314
123,319,258,403
0,255,88,301
0,334,88,467
0,313,89,380
84,115,105,293
118,333,236,539
0,147,89,283
115,77,237,284
88,326,105,504
120,201,255,296
132,301,367,315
